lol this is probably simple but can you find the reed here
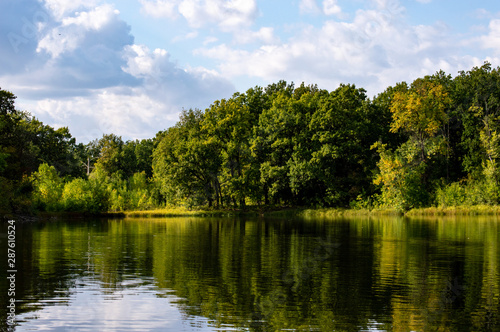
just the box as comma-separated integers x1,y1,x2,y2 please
406,205,500,217
122,204,500,219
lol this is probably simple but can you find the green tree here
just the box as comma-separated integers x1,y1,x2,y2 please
153,109,221,207
390,78,450,162
94,134,125,175
477,108,500,202
30,163,64,211
374,78,451,210
22,118,80,176
453,62,500,177
252,92,303,204
202,95,254,207
307,84,379,206
134,139,154,178
1,89,80,211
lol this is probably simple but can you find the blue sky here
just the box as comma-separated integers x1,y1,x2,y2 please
1,0,500,142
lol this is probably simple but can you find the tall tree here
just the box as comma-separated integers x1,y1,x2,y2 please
373,77,452,210
153,109,221,207
202,95,254,207
94,134,125,175
389,78,451,163
453,62,500,178
307,84,380,206
252,85,322,205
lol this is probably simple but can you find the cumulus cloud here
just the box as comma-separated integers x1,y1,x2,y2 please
25,41,234,141
122,44,234,105
7,2,138,97
37,5,123,58
301,0,343,17
32,89,167,142
43,0,99,19
2,0,235,142
322,0,342,16
31,56,234,142
196,7,481,96
140,0,258,31
27,44,235,142
481,19,500,54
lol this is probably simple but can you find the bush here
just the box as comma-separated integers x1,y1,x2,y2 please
61,178,90,212
435,179,499,207
30,163,64,211
435,181,467,207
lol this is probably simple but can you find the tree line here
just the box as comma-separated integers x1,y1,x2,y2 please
1,62,500,214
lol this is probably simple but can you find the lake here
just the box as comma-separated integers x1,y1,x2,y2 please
1,216,499,331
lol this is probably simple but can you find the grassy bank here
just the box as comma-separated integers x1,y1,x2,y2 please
299,205,500,219
121,206,403,219
9,204,500,222
124,207,235,218
406,205,500,217
123,205,303,218
123,205,500,219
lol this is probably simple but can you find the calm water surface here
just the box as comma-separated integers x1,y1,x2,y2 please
1,216,499,331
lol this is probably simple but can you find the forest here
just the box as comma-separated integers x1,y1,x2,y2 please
1,62,500,214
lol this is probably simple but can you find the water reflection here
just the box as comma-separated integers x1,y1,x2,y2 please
1,216,499,331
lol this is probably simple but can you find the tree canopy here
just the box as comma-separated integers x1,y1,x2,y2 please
2,63,500,214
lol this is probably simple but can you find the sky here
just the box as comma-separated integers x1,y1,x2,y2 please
1,0,500,143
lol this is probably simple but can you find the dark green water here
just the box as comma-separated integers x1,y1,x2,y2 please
1,216,499,331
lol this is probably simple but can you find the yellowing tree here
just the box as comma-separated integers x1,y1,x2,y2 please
373,78,452,210
390,79,451,162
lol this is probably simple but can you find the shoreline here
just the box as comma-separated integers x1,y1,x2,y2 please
4,204,500,222
123,205,500,219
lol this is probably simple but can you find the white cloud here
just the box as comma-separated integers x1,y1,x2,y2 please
370,0,404,16
122,43,234,105
16,39,235,143
196,8,481,96
37,5,123,58
203,36,219,45
481,19,500,54
33,89,168,141
322,0,342,16
43,0,99,20
473,8,494,20
3,0,235,142
140,0,259,31
139,0,178,19
300,0,321,14
122,44,162,77
30,60,235,142
179,0,258,30
233,27,278,45
172,31,198,42
61,5,119,30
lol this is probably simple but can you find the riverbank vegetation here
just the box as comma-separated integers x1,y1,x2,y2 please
2,62,500,216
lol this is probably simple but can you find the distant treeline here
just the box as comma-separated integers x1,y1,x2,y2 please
1,62,500,214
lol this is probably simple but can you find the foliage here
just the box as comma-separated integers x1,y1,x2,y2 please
435,181,468,207
153,109,221,208
3,64,500,214
453,62,500,177
372,142,429,211
30,163,64,211
372,76,453,211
